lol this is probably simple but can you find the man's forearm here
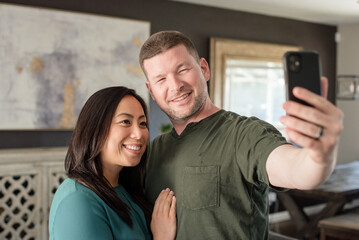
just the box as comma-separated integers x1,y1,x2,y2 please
267,144,337,189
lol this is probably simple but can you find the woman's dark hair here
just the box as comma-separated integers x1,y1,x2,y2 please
65,86,152,227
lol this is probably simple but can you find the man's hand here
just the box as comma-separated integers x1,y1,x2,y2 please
280,77,343,164
151,188,177,240
267,77,343,189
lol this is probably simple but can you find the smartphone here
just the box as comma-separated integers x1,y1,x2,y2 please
283,51,322,106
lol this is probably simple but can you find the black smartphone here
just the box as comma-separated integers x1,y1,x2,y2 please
283,51,322,106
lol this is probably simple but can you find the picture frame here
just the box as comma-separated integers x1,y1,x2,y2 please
0,3,150,130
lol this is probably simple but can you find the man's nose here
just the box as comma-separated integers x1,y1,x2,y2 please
168,75,183,92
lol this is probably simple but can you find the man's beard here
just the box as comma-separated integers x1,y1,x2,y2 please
165,90,207,122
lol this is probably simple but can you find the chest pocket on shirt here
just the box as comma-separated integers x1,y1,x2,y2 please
182,166,220,210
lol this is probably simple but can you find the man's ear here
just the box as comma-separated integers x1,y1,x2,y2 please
145,81,156,101
200,58,210,82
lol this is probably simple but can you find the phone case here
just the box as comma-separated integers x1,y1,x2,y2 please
283,51,322,106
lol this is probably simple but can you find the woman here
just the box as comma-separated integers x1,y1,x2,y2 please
49,86,176,240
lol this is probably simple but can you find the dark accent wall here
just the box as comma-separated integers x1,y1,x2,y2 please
0,0,337,149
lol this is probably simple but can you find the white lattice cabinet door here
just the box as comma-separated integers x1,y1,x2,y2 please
0,164,41,240
42,163,67,239
0,148,67,240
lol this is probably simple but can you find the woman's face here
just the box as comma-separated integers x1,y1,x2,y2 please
100,95,149,173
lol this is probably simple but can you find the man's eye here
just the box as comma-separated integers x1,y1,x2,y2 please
179,68,189,73
157,78,165,83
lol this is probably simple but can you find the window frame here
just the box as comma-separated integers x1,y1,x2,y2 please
209,37,301,108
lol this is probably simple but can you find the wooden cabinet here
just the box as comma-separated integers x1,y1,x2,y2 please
0,148,67,240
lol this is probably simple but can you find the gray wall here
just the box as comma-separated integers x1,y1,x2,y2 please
336,24,359,163
0,0,337,148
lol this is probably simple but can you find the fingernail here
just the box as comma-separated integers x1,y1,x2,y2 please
170,191,174,194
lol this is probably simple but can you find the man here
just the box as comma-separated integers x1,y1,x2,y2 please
139,31,343,239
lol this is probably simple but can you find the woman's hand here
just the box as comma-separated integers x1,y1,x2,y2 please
151,188,177,240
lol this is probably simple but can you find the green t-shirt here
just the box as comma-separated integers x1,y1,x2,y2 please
49,178,151,240
145,110,287,240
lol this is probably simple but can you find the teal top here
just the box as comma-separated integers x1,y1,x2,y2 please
49,178,151,240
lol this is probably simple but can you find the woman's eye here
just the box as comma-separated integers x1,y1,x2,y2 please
120,119,131,125
140,121,148,128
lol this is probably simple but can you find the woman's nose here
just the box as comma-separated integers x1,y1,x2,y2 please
130,125,146,139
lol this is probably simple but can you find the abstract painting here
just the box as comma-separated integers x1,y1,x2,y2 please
0,4,150,129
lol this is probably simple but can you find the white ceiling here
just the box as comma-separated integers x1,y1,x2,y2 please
173,0,359,25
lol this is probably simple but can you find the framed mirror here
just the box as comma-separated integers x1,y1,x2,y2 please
209,38,300,129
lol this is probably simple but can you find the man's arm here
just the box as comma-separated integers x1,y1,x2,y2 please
266,77,343,189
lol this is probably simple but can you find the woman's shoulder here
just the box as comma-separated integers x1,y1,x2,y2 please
50,178,106,219
49,179,115,239
54,178,95,200
53,178,105,204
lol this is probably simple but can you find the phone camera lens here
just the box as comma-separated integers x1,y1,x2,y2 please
289,54,301,72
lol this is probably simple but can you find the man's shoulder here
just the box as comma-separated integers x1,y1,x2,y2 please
212,110,251,129
221,110,276,128
151,129,173,145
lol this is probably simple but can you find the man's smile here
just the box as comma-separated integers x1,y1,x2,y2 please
170,92,191,103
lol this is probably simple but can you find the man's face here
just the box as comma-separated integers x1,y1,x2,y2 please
143,44,210,121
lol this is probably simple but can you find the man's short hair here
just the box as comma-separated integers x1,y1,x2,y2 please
139,31,200,75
